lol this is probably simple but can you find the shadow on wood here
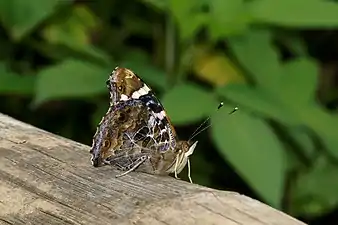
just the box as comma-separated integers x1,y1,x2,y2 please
0,113,306,225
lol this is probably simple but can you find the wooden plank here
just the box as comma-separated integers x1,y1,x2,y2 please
0,113,306,225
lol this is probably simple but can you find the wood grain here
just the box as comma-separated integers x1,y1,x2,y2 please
0,113,306,225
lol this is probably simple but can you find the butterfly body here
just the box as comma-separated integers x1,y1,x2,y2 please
90,67,197,181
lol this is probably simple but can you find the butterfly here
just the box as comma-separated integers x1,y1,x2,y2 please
90,67,198,183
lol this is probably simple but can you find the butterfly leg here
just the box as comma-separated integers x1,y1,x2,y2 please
174,153,180,180
115,155,149,178
187,158,193,184
174,151,185,180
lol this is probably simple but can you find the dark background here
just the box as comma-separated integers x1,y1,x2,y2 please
1,0,338,224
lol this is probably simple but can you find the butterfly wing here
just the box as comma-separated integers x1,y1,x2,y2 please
91,67,178,174
106,67,177,151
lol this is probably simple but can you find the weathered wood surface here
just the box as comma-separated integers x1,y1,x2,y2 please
0,113,306,225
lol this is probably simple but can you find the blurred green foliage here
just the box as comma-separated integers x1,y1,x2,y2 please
1,0,338,223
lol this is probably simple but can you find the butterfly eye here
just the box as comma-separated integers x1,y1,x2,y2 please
103,140,111,148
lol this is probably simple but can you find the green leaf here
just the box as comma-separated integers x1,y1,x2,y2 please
216,84,297,125
76,45,113,67
143,0,169,10
169,0,207,40
218,83,338,160
305,108,338,159
211,105,286,208
34,59,110,105
292,156,338,216
278,58,318,105
43,5,97,47
120,51,167,90
0,0,71,40
41,6,110,65
209,0,251,38
180,13,208,40
169,0,191,19
0,63,35,95
250,0,338,27
161,83,219,125
228,30,282,90
288,128,317,162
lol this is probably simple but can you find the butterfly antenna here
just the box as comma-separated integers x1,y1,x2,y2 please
188,102,224,141
229,106,239,114
188,118,211,141
188,103,238,142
